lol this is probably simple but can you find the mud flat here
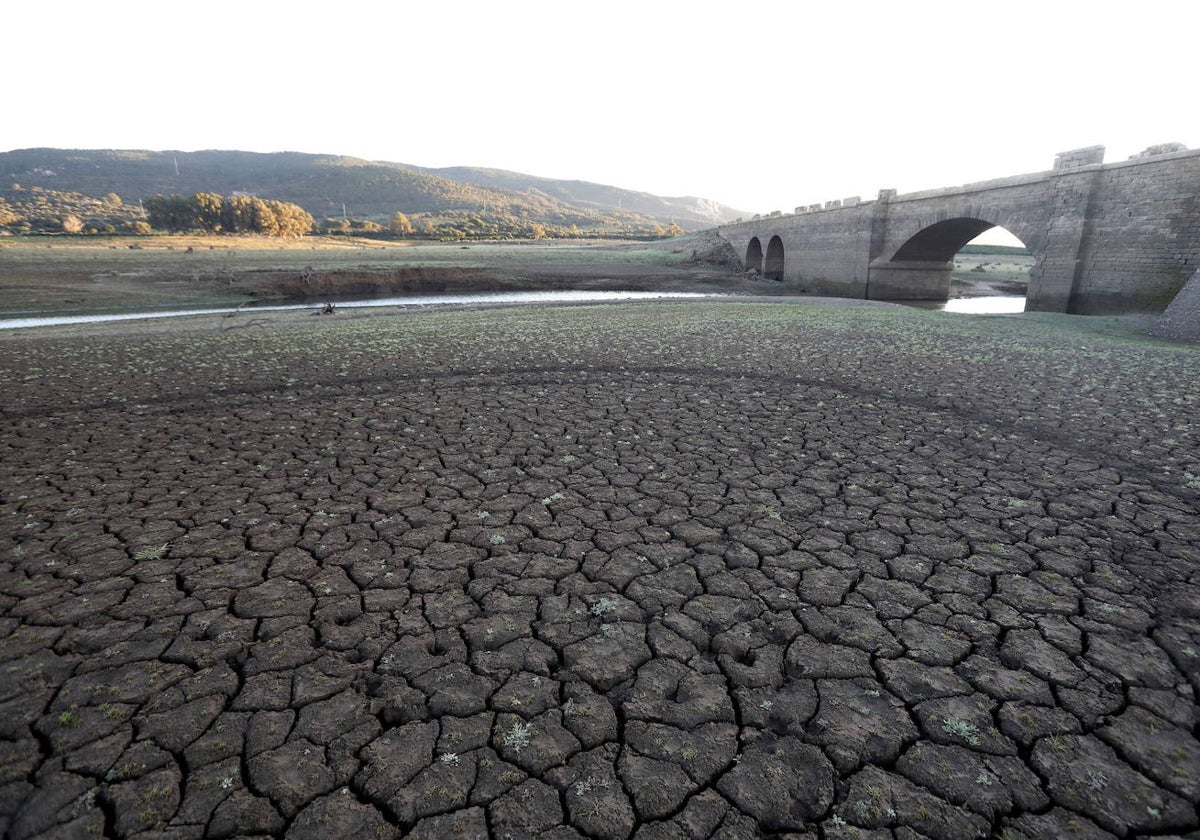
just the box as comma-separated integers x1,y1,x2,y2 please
2,301,1198,839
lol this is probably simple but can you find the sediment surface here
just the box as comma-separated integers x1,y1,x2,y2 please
2,301,1198,839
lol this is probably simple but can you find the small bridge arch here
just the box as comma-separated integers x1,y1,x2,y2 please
765,235,785,281
745,237,763,275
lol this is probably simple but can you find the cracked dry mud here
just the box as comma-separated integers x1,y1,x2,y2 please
2,301,1199,840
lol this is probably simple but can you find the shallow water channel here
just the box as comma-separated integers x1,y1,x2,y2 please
0,290,1028,330
0,290,720,330
910,295,1027,314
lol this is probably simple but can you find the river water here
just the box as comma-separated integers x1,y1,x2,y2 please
936,296,1026,314
0,291,1027,330
0,291,721,330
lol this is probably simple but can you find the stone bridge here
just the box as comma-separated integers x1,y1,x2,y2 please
717,146,1200,314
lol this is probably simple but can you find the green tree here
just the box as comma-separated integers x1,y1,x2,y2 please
250,198,280,235
143,194,194,231
272,201,313,237
220,194,256,233
193,192,224,232
0,200,20,227
389,211,414,236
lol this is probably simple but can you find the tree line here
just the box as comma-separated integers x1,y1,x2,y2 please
1,186,687,241
142,193,314,237
320,210,684,242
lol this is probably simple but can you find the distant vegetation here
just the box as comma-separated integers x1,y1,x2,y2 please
143,193,313,237
0,186,139,234
0,148,741,241
958,243,1031,256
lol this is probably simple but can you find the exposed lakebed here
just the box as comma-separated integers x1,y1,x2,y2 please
3,302,1196,839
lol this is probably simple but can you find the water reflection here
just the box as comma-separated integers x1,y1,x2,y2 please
901,296,1026,314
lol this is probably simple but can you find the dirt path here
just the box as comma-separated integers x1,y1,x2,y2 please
2,301,1198,839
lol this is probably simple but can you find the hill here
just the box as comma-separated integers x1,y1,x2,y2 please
416,165,733,225
0,149,744,238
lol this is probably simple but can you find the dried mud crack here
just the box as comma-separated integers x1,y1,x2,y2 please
2,301,1198,839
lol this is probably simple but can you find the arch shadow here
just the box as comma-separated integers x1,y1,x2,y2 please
745,237,763,275
765,236,784,281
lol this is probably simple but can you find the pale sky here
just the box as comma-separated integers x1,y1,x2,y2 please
4,0,1196,217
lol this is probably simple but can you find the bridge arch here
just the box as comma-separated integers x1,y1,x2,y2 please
892,218,1013,262
745,237,763,275
870,214,1040,301
765,235,785,281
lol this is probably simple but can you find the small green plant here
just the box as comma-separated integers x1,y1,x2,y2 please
1044,734,1072,753
589,596,618,617
133,543,169,561
942,716,981,746
997,829,1030,840
58,708,82,727
502,721,532,752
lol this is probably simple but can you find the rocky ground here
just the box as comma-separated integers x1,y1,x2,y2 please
1,301,1198,839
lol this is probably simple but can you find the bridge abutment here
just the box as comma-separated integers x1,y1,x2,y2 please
1025,151,1104,312
866,261,953,301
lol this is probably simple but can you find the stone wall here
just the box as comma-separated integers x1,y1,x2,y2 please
1073,151,1200,314
720,204,875,297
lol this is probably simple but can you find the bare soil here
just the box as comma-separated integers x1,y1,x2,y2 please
2,297,1197,839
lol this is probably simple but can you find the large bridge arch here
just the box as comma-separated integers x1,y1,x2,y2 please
890,218,1026,262
869,215,1042,300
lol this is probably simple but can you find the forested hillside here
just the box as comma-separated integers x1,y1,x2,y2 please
0,149,743,239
